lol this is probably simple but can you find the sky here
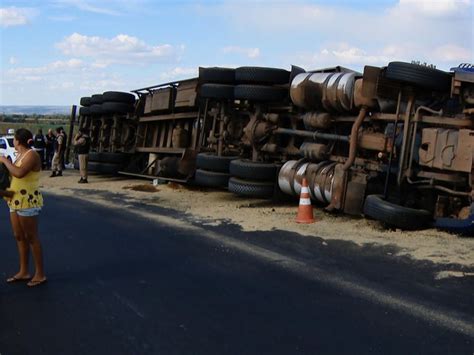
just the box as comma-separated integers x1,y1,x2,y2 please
0,0,472,106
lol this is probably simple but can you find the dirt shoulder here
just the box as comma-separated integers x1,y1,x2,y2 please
39,169,474,268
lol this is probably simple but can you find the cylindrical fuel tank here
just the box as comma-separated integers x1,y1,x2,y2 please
278,160,336,204
290,72,357,113
299,142,328,160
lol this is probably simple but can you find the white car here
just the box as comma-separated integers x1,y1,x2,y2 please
0,135,17,163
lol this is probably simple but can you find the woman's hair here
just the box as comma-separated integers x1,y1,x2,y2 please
14,128,34,148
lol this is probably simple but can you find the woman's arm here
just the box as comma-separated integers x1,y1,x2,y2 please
0,151,41,178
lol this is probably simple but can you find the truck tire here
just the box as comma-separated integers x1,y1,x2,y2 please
88,161,120,175
194,169,230,188
102,91,136,104
199,67,235,84
235,66,290,85
102,102,134,114
200,84,235,100
80,97,91,106
90,94,103,104
89,152,128,164
228,177,275,198
229,159,278,181
79,107,91,116
363,194,432,230
90,104,103,115
434,204,474,236
196,153,238,173
234,85,288,102
385,62,452,92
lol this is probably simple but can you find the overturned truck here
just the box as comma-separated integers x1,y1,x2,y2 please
77,62,474,234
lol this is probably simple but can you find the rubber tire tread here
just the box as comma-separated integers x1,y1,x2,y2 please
194,169,230,188
236,66,290,85
90,94,103,104
199,67,235,84
89,152,128,164
229,159,278,181
196,153,238,173
90,104,103,115
385,62,451,92
200,84,235,100
80,97,91,106
102,102,134,114
88,161,120,175
79,107,91,116
363,194,432,230
102,91,136,104
228,177,275,198
234,85,288,102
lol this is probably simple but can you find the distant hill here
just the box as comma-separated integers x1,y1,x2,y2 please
0,106,72,115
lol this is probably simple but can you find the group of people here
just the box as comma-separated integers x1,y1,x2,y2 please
32,126,90,183
0,126,92,288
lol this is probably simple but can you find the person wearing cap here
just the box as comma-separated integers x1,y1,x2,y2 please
73,128,91,183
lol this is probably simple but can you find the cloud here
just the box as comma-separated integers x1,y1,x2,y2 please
53,0,153,16
53,0,120,16
9,57,17,65
432,44,472,62
223,46,260,59
56,33,184,66
0,7,37,27
160,67,198,81
207,0,472,71
7,59,85,77
390,0,472,17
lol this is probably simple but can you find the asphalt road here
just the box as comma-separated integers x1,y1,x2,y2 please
0,192,473,355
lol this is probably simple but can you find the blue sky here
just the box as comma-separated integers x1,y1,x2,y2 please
0,0,472,105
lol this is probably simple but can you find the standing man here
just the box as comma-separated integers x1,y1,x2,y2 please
73,128,91,183
33,128,46,169
60,127,68,169
45,128,56,170
50,127,64,177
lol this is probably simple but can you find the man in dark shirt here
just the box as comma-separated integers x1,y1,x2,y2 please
33,128,46,169
45,128,56,170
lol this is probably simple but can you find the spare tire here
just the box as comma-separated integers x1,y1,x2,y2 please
102,91,136,104
236,66,290,85
80,97,91,106
199,67,235,84
385,62,452,92
229,159,278,181
234,85,288,102
363,194,432,230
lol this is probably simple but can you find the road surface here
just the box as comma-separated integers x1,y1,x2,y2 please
0,193,472,354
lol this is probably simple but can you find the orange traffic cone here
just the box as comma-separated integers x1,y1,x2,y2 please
296,178,315,224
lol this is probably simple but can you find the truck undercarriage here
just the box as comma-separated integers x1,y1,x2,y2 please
77,62,474,234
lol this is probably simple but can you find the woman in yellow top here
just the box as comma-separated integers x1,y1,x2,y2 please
0,128,46,287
